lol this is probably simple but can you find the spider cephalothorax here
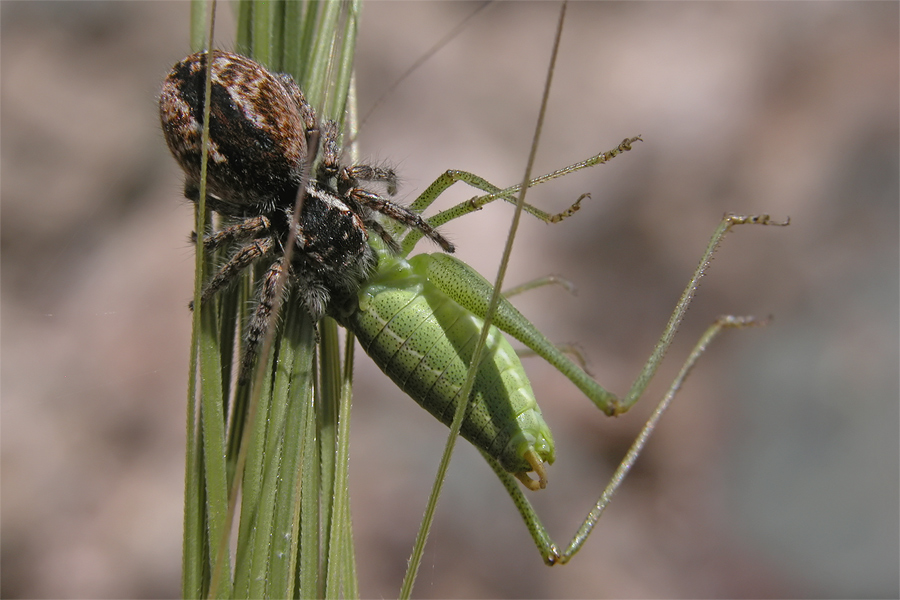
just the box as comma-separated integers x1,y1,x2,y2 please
159,50,453,379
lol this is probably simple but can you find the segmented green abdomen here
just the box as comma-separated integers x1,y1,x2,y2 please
347,253,555,475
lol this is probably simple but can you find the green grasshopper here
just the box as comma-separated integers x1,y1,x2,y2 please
331,137,788,564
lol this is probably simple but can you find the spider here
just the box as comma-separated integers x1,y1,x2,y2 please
159,50,454,381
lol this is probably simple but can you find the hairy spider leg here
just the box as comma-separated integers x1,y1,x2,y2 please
366,219,402,254
200,237,277,304
350,189,455,253
241,259,287,383
342,164,399,195
196,215,272,249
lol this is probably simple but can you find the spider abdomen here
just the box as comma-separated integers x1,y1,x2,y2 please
159,50,313,214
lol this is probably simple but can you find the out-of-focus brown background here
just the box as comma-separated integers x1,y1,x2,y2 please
2,2,897,598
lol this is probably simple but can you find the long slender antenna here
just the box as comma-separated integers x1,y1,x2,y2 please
355,1,492,135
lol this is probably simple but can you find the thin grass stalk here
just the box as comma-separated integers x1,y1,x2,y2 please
183,2,237,598
326,328,358,599
316,318,342,591
330,65,363,600
182,4,211,594
399,4,569,597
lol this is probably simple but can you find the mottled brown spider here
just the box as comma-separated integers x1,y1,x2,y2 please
159,50,453,380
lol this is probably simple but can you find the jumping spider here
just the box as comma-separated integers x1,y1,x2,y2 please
159,50,453,380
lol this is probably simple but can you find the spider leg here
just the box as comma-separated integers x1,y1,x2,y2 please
367,219,401,254
240,259,337,382
200,237,276,304
350,189,455,253
192,215,272,250
343,164,398,195
240,258,285,383
317,120,341,181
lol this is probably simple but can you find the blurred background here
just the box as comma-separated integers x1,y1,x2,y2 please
2,2,897,598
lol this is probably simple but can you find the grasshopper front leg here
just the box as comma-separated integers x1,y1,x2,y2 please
399,137,642,255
